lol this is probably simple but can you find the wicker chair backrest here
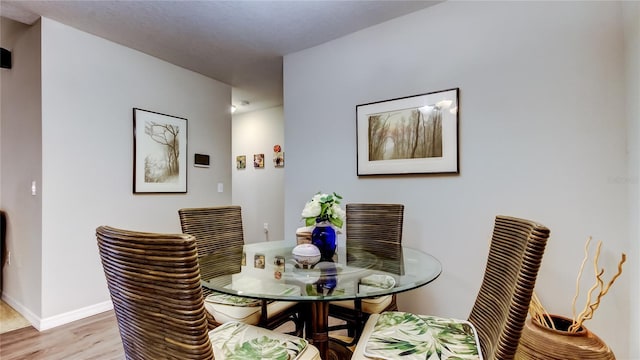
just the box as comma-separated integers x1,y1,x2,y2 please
96,226,214,360
178,206,244,280
346,203,404,274
467,215,550,360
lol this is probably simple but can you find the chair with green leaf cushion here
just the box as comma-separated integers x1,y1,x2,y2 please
328,203,404,343
96,225,320,360
351,215,551,360
178,206,302,333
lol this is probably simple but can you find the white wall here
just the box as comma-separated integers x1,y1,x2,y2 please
2,17,233,328
232,106,285,243
284,1,634,358
623,1,640,357
0,18,43,320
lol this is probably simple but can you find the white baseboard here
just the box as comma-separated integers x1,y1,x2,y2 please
1,293,113,331
39,300,114,331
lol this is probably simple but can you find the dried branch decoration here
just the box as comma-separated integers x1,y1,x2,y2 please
569,237,626,332
529,292,555,330
530,236,626,333
571,236,593,323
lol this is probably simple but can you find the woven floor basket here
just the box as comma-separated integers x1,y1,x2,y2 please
515,316,615,360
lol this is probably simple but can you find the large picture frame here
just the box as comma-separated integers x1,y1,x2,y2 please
356,88,459,176
133,108,188,193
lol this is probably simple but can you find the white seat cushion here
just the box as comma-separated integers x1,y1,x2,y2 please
209,321,320,359
205,292,297,325
352,311,483,360
330,295,393,314
331,274,395,314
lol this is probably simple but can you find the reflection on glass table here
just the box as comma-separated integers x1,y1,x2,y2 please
201,240,442,359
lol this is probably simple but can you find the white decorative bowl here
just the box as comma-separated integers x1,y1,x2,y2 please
292,244,321,266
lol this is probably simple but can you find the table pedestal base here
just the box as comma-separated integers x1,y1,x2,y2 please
309,302,329,357
308,302,353,359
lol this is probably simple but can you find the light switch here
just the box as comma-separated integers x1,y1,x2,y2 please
217,183,223,192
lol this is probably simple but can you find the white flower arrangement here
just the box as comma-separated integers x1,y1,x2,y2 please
301,192,345,228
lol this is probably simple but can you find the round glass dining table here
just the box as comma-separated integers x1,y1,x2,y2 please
201,240,442,359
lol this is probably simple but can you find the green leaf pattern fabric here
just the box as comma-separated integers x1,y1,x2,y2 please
206,292,263,307
210,321,308,360
360,274,396,289
364,311,482,360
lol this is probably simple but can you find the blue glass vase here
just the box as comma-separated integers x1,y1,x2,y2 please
311,218,336,261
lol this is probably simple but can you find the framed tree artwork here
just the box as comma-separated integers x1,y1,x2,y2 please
356,88,459,176
133,108,188,193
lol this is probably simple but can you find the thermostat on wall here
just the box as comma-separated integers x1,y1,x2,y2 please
194,153,210,168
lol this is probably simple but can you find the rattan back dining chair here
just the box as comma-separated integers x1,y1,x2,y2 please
96,226,320,360
178,206,302,333
328,203,404,343
351,215,551,360
97,226,216,359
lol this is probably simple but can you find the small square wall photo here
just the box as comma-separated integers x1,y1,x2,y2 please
254,254,265,269
236,155,246,169
273,151,284,168
253,154,264,168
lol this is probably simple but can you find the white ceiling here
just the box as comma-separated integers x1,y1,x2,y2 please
0,0,441,114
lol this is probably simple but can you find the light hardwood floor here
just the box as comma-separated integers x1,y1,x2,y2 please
0,309,347,359
0,301,31,334
0,310,124,360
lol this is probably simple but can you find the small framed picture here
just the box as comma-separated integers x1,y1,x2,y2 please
254,254,265,269
253,154,265,168
274,151,284,168
236,155,246,169
274,255,285,279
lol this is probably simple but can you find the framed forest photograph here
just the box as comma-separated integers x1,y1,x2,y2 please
133,108,188,193
356,88,459,176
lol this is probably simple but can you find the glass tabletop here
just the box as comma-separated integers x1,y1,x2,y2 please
201,240,442,301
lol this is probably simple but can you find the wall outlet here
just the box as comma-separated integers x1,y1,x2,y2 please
263,222,269,233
